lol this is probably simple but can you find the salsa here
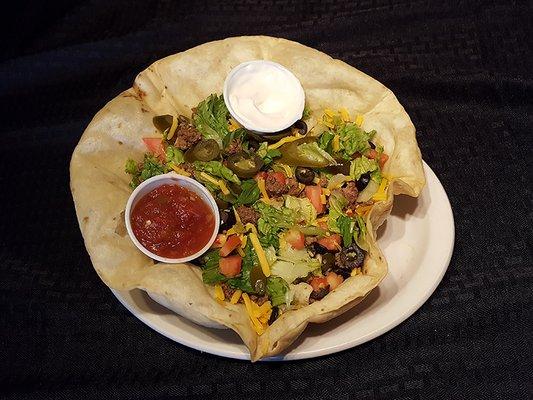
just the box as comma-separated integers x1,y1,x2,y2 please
130,184,215,259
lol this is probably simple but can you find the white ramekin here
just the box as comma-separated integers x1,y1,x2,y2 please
223,60,305,134
125,172,220,264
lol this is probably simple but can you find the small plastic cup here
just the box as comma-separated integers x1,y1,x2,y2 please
125,172,220,263
223,60,305,134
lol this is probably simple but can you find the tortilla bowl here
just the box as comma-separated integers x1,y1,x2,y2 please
70,36,425,361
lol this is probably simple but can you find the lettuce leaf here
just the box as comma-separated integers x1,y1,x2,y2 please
266,276,290,307
349,156,378,180
125,154,166,189
165,145,184,166
201,250,226,284
296,142,337,166
192,94,230,147
271,236,321,284
338,124,375,158
285,196,316,225
337,214,367,247
234,179,260,206
257,142,282,165
327,190,348,233
318,131,335,152
254,202,295,249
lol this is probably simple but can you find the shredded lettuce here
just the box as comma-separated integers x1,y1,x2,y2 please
266,276,290,307
192,94,230,147
285,196,316,225
318,131,335,152
234,179,260,206
254,202,295,249
349,156,379,180
271,236,321,284
165,145,184,166
296,142,337,166
201,250,226,284
327,190,348,233
194,161,240,184
125,154,166,189
257,142,282,165
337,215,367,247
338,124,375,158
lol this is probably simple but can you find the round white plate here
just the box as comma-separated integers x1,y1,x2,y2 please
111,161,454,361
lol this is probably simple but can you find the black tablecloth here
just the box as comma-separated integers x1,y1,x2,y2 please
1,1,531,399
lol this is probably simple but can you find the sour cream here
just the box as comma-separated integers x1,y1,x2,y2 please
223,60,305,133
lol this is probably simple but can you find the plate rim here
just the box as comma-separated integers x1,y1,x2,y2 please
111,160,455,361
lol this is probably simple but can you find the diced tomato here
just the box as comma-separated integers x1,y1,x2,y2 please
379,153,389,169
211,234,227,248
269,171,286,186
305,185,324,214
318,234,342,251
219,235,242,257
285,229,305,250
254,171,267,181
326,271,344,290
366,148,378,159
142,138,166,161
309,276,329,292
219,255,242,277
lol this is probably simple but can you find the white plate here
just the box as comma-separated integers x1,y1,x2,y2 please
111,161,454,361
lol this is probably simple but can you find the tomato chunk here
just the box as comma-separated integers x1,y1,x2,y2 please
309,276,329,292
379,153,389,169
305,185,324,214
219,255,242,277
219,235,242,257
326,271,344,290
285,229,305,250
366,148,378,159
269,171,286,186
142,138,166,161
317,234,342,251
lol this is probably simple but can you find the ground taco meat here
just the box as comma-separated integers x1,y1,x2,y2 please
265,172,289,197
172,117,202,150
236,205,259,225
342,181,359,209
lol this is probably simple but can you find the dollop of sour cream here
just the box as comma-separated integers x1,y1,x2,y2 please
223,60,305,133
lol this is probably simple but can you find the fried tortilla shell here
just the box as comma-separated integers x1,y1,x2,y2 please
70,36,425,361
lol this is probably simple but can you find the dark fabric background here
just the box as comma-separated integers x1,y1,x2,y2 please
1,1,531,399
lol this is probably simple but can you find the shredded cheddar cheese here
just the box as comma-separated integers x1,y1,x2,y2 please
257,177,270,202
199,172,230,195
166,115,178,140
230,289,242,304
355,115,364,127
169,163,191,177
332,134,340,151
249,232,271,277
214,284,225,302
340,108,350,122
242,293,265,335
268,134,303,150
372,178,389,201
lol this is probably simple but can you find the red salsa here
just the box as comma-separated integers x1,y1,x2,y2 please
130,184,215,259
